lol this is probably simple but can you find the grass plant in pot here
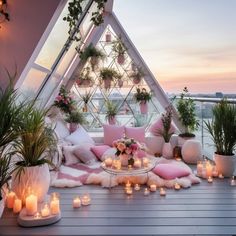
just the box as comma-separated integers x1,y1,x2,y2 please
205,100,236,177
134,87,152,114
76,67,93,87
11,105,57,203
130,67,144,85
65,109,85,133
176,87,199,146
105,100,119,125
100,68,119,90
81,91,92,112
112,36,127,65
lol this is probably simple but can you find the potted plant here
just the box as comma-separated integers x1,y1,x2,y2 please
134,87,152,114
176,87,199,145
130,67,144,84
76,67,93,87
100,68,119,90
11,105,57,203
81,91,92,112
112,36,127,65
80,44,105,71
105,101,119,125
205,100,236,177
116,74,123,88
65,109,85,133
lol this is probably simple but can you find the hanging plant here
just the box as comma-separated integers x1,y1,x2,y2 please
100,68,119,90
112,36,127,65
130,67,144,84
76,67,93,87
105,31,112,42
63,0,107,51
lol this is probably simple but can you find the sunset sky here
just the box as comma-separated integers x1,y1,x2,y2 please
114,0,236,94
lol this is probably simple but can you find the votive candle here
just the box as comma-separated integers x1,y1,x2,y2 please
219,173,224,179
150,184,157,192
143,158,149,167
73,196,81,208
126,187,133,195
134,184,140,191
144,188,150,196
207,176,213,183
81,194,91,206
160,188,166,196
174,183,181,190
104,157,113,167
13,198,22,214
134,159,142,169
41,203,50,217
6,191,16,209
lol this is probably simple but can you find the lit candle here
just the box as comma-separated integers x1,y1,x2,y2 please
175,157,182,162
219,173,224,179
26,194,38,216
206,161,213,177
144,188,150,196
150,184,157,192
104,157,113,167
134,159,141,169
73,196,81,208
41,203,50,217
50,192,60,215
116,160,121,170
197,161,203,176
81,194,91,206
126,187,133,195
207,176,213,183
231,176,236,186
143,158,149,167
134,184,140,191
174,183,181,190
126,181,131,188
160,188,166,196
6,191,16,209
34,212,41,219
13,198,22,214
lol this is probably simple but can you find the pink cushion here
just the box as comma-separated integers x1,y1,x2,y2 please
103,124,125,146
125,127,145,143
153,163,191,180
90,145,111,161
73,144,97,164
149,117,175,136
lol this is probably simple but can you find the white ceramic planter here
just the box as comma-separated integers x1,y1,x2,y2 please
11,164,50,203
162,142,173,159
214,153,235,177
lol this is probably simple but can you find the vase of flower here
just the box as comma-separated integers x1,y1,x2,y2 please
108,116,116,125
140,101,148,114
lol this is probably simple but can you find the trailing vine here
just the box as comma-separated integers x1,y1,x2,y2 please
63,0,107,51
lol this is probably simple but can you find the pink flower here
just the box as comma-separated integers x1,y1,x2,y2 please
125,147,132,154
117,142,126,152
112,141,118,148
131,143,138,151
56,95,62,101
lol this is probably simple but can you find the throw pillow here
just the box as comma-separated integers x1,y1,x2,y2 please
125,126,145,143
153,163,191,180
73,144,98,165
54,120,70,140
103,124,125,146
63,146,81,166
90,145,111,161
65,126,95,145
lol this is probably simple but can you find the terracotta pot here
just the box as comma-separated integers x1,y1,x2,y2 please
69,123,78,133
162,142,173,159
117,54,125,65
117,79,123,88
108,116,116,125
105,33,111,42
11,164,50,203
139,101,148,114
214,153,235,177
104,79,112,89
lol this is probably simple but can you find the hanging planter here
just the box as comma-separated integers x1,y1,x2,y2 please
134,87,152,114
117,54,125,65
76,67,93,87
105,32,112,42
100,68,119,90
65,110,86,134
131,67,144,85
117,78,123,88
105,101,118,125
131,62,137,71
133,76,142,85
81,91,92,113
112,37,127,65
108,116,116,125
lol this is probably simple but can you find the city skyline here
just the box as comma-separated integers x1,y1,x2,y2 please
114,0,236,94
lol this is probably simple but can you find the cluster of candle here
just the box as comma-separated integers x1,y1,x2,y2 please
197,160,219,179
6,191,22,214
73,194,91,208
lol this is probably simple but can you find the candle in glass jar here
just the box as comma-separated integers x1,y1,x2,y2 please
41,203,50,217
13,198,22,214
73,196,81,208
126,187,133,195
104,157,113,167
160,188,166,196
144,188,150,196
134,184,140,191
134,159,141,169
26,194,38,216
34,212,41,219
206,161,213,177
143,158,149,167
6,191,16,209
150,184,157,192
174,183,181,190
50,192,60,215
81,194,91,206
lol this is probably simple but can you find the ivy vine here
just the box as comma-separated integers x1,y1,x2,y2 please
63,0,107,51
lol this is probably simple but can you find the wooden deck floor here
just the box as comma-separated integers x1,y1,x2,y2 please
1,178,236,236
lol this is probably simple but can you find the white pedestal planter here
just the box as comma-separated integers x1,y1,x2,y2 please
11,164,50,203
181,140,202,164
214,153,235,177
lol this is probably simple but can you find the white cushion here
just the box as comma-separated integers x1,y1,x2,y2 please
65,126,95,145
63,146,81,166
54,120,70,140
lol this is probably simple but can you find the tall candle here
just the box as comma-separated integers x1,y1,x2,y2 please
13,198,22,214
50,192,60,215
26,194,38,216
6,191,16,209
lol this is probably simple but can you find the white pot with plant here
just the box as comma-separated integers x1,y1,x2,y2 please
105,100,119,125
11,105,57,203
205,100,236,177
134,88,152,115
176,87,199,146
65,109,85,133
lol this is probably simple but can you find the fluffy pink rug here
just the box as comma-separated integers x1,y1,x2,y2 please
50,157,201,188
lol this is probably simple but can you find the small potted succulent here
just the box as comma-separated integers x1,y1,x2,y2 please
205,100,236,177
130,67,144,85
65,109,86,133
134,87,152,114
100,68,119,90
80,44,105,71
105,101,119,125
112,36,127,65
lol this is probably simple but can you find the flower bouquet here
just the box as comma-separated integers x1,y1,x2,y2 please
113,138,140,166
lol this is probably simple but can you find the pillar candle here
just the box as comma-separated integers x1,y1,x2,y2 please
13,198,22,214
150,184,157,192
25,194,38,216
134,159,141,169
41,203,50,217
6,191,16,209
73,196,81,208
